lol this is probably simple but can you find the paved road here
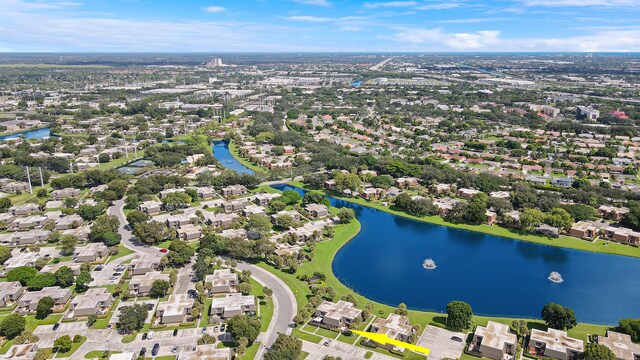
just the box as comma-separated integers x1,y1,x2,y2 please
109,198,298,359
302,339,398,360
108,198,160,255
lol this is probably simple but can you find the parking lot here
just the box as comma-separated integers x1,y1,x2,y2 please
416,325,467,360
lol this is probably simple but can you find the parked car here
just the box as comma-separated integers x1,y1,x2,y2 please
220,324,226,333
148,331,154,340
141,333,147,340
139,348,146,357
52,323,60,331
323,339,332,346
94,265,104,271
451,336,463,342
151,343,160,356
171,346,178,353
213,326,220,333
173,329,178,337
147,303,154,310
202,327,207,334
159,248,168,253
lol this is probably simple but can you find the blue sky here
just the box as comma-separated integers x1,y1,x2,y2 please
2,0,640,52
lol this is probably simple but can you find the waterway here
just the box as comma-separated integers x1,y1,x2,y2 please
0,127,51,141
210,146,640,324
212,140,254,174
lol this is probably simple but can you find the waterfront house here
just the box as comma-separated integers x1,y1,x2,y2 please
595,331,640,360
469,321,517,360
313,300,362,329
370,314,414,350
528,328,583,360
305,204,329,218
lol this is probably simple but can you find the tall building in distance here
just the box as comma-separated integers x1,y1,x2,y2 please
206,58,224,68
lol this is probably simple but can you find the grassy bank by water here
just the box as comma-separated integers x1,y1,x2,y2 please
227,141,265,174
286,180,640,259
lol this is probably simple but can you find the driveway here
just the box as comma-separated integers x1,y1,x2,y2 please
416,325,467,360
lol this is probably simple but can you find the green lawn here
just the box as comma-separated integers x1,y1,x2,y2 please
228,141,265,174
85,350,120,359
249,278,274,331
155,356,177,360
105,245,134,264
238,341,261,360
96,150,146,171
54,336,87,358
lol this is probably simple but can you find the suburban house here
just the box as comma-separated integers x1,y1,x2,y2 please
10,230,51,246
594,331,640,360
210,293,256,319
10,203,40,216
4,250,42,272
74,242,109,262
69,287,114,318
156,294,194,324
11,215,51,230
220,185,248,197
50,188,81,200
54,214,83,230
458,188,481,199
0,281,24,307
129,272,170,296
196,187,217,200
602,226,640,245
313,300,362,329
598,205,630,221
369,314,414,349
242,205,266,218
306,204,329,218
395,177,419,188
270,210,301,225
220,199,248,213
205,213,238,229
204,269,238,295
18,286,73,312
176,224,202,241
528,328,583,360
569,221,603,239
251,193,281,206
138,201,163,215
469,321,517,360
551,178,574,187
129,256,162,276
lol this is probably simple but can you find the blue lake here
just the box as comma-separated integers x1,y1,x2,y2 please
0,127,51,141
212,140,254,175
209,146,640,325
272,184,640,325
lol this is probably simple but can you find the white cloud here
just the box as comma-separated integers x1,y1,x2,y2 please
438,17,507,23
415,3,463,10
285,15,332,22
203,6,225,13
363,1,419,9
522,0,640,6
292,0,331,6
392,28,501,49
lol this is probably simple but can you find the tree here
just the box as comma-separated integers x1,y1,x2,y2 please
395,303,408,316
0,246,11,265
150,280,171,297
60,235,77,256
560,204,596,222
98,153,110,163
87,314,98,327
263,286,273,298
53,335,73,353
281,190,302,205
227,315,261,344
27,273,56,291
117,304,148,333
36,296,54,319
0,198,11,212
237,283,252,295
89,215,120,245
621,202,640,231
245,214,272,239
541,303,577,330
126,210,149,227
7,266,38,285
54,266,75,288
446,301,473,331
618,318,640,342
76,204,105,221
584,343,615,360
133,221,175,245
166,240,195,266
302,192,325,205
520,208,546,231
337,208,355,224
545,208,574,231
264,334,302,360
75,270,92,293
334,172,361,192
510,319,529,338
0,314,26,339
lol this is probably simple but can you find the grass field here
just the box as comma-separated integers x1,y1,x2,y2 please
54,336,87,358
227,141,265,173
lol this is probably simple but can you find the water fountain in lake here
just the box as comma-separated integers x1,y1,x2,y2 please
423,259,437,270
548,271,564,283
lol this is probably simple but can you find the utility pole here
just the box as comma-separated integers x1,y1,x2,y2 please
25,167,33,194
38,167,44,187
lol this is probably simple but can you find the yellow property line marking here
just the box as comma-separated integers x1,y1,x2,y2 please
352,330,431,355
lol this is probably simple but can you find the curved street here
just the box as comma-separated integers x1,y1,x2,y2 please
109,198,297,359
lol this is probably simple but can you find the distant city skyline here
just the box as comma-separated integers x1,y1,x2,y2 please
2,0,640,52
